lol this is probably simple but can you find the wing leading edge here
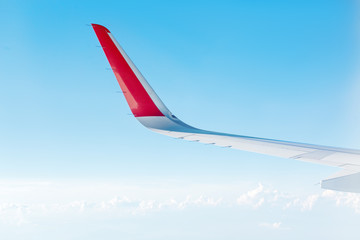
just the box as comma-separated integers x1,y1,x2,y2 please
92,24,360,193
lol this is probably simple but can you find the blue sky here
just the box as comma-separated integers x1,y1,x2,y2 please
1,0,360,239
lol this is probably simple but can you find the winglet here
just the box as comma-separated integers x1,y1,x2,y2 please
92,24,170,117
92,24,111,33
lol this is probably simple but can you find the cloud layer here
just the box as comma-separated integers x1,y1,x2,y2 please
0,179,360,229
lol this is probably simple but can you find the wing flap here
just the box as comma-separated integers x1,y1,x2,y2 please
322,170,360,193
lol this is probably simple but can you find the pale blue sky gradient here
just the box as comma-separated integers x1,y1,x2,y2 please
1,0,360,239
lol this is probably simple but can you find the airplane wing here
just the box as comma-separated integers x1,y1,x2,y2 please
92,24,360,193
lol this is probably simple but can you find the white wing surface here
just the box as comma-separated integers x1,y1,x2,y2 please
92,24,360,193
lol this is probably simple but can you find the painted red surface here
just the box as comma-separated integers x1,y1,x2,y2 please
92,24,164,117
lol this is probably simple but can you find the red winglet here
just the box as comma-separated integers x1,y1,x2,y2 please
92,24,164,117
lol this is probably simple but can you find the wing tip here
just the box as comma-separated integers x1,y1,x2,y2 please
91,23,111,33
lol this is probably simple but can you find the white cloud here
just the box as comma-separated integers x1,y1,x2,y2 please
236,183,265,208
321,190,360,213
302,194,319,210
284,194,319,211
0,179,359,228
259,222,282,229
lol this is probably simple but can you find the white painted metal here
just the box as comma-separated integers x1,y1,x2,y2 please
136,114,360,192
